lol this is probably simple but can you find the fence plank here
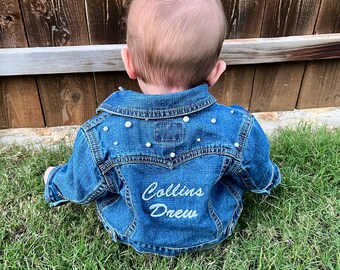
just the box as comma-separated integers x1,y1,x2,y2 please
2,34,339,76
298,0,340,109
85,0,130,45
211,0,266,108
298,59,339,108
223,0,266,39
211,65,256,108
0,0,44,129
0,77,46,128
36,74,97,126
94,72,140,104
250,0,323,112
0,0,27,47
20,0,89,46
314,0,340,34
85,0,138,104
19,0,97,127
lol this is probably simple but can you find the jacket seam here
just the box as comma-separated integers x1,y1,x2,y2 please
82,113,110,131
114,166,137,238
251,162,276,193
81,181,108,204
83,127,116,194
237,113,258,190
116,233,224,253
238,111,254,153
235,163,257,191
97,96,216,120
224,183,242,209
98,196,120,212
208,199,223,238
218,157,232,179
100,147,238,174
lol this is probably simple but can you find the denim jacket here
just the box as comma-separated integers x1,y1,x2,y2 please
44,84,281,256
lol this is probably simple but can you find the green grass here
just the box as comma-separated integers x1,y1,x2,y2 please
0,125,339,269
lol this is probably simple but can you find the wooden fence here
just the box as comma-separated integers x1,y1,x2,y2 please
0,0,339,129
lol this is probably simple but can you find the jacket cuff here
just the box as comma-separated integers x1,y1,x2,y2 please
44,165,69,207
251,163,282,195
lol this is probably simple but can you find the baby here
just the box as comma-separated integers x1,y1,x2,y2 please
44,0,281,256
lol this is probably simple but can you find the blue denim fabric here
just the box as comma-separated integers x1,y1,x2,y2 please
44,84,281,256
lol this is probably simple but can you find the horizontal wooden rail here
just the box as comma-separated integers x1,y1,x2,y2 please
0,34,339,76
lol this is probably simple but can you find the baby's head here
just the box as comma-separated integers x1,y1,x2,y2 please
122,0,226,92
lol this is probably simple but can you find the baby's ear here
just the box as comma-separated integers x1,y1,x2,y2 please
121,48,137,80
205,60,226,87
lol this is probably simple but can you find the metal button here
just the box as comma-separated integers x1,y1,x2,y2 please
170,152,176,158
234,142,240,148
197,138,202,142
211,118,217,124
146,142,152,148
114,142,118,146
231,110,235,114
103,126,109,132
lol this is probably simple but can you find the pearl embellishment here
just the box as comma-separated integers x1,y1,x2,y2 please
183,116,190,123
125,121,132,128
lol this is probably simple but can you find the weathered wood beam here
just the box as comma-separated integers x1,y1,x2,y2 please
221,34,340,65
0,34,339,76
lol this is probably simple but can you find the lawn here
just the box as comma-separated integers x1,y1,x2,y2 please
0,125,339,270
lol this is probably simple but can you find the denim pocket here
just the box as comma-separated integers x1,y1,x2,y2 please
154,122,184,143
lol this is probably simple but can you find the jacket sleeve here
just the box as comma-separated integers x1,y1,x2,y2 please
237,117,281,194
44,128,108,207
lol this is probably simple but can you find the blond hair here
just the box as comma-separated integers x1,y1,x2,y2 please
126,0,226,88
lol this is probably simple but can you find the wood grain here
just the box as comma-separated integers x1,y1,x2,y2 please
19,0,97,127
85,0,130,44
1,0,339,130
261,0,322,38
2,35,339,76
86,0,132,105
314,0,340,34
20,0,89,46
297,59,340,108
0,77,45,128
95,72,140,104
0,44,125,75
0,0,44,129
0,0,27,47
214,0,266,108
211,66,255,108
298,0,340,109
222,0,266,39
37,74,97,126
250,0,322,112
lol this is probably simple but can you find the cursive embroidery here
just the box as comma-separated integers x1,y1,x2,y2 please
142,182,204,219
149,203,198,219
142,182,204,201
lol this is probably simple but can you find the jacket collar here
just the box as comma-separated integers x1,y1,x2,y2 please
96,84,216,119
